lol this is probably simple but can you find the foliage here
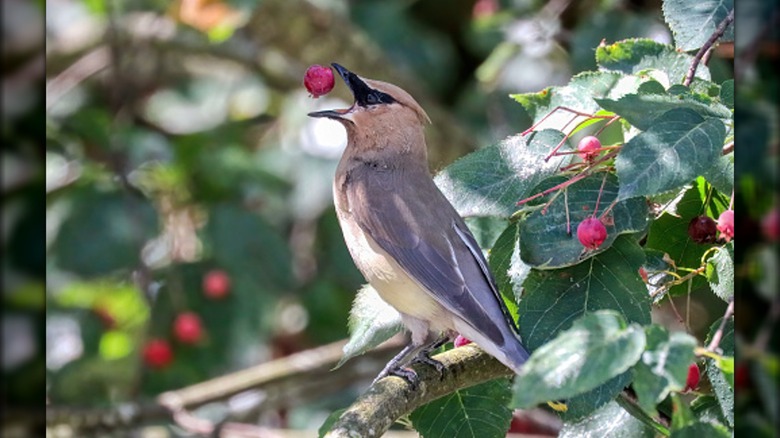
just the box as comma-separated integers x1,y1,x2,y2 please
38,0,779,436
340,2,738,436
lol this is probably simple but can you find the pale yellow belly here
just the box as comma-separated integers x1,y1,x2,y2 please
335,205,451,332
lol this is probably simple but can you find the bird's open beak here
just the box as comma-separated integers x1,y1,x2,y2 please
307,63,370,120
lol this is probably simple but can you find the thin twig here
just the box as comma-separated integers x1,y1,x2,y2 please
683,9,734,86
706,298,735,352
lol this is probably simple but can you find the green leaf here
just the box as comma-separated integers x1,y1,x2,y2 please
706,242,734,302
518,173,648,268
644,181,716,296
434,130,572,218
511,310,646,409
671,393,697,430
511,71,640,131
318,408,347,438
703,153,734,196
206,204,293,290
616,108,726,200
559,400,656,438
487,222,528,324
337,285,402,368
560,372,632,420
411,378,512,438
670,421,731,438
632,325,697,415
98,331,133,360
464,216,508,250
719,80,734,109
53,190,158,277
704,317,734,427
690,395,728,425
596,38,711,84
596,91,731,131
662,0,734,51
519,235,651,351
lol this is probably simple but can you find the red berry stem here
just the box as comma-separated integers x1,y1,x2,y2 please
516,150,619,206
592,171,609,217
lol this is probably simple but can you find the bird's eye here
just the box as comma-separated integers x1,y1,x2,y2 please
366,92,379,105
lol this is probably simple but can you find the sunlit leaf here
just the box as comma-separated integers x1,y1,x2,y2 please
337,285,402,368
435,130,572,218
632,325,697,415
662,0,734,51
511,310,646,408
706,242,734,302
616,108,726,200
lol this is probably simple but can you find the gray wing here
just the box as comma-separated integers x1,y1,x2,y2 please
346,162,519,344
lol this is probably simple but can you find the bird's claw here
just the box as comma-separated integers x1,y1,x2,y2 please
413,354,446,379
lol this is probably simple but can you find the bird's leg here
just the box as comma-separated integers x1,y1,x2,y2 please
373,334,450,387
372,342,421,385
411,334,450,377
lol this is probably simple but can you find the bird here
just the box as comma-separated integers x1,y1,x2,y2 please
308,63,530,383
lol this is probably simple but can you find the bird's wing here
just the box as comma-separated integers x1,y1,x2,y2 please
346,163,519,344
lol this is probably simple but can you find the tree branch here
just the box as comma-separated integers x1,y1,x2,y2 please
683,9,734,86
47,338,403,434
325,344,513,437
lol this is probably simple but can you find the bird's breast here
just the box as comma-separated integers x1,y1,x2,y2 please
332,179,449,330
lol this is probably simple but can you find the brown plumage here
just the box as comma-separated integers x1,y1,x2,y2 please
309,63,529,382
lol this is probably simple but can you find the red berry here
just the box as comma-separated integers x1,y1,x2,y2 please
684,363,700,391
93,306,116,329
688,216,717,244
716,210,734,242
454,335,472,347
143,339,173,369
577,136,602,162
638,267,649,283
735,362,750,390
203,270,231,299
173,312,204,344
303,64,335,98
761,208,779,241
472,0,498,18
577,217,607,249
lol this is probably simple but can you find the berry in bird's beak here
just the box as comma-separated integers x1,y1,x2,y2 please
303,64,335,98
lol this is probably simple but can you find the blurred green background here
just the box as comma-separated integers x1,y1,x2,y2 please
1,0,777,435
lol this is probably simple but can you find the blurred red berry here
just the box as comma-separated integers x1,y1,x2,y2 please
93,306,116,329
143,339,173,369
454,335,472,347
173,312,204,344
688,216,717,244
716,210,734,242
303,65,335,98
638,267,649,283
203,269,231,299
761,208,779,241
577,136,602,162
577,217,607,249
735,362,750,390
684,363,700,391
472,0,498,18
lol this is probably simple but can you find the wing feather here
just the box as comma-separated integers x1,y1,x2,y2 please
346,163,518,344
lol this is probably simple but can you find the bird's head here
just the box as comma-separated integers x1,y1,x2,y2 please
308,64,431,150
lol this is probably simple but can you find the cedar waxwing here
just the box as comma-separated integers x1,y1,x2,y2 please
308,63,530,383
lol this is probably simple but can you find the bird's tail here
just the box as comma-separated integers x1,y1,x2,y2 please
454,320,530,374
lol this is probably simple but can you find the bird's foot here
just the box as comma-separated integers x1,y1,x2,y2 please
412,352,446,379
389,367,420,389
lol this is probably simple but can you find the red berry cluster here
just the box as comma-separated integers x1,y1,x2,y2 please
141,270,233,369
